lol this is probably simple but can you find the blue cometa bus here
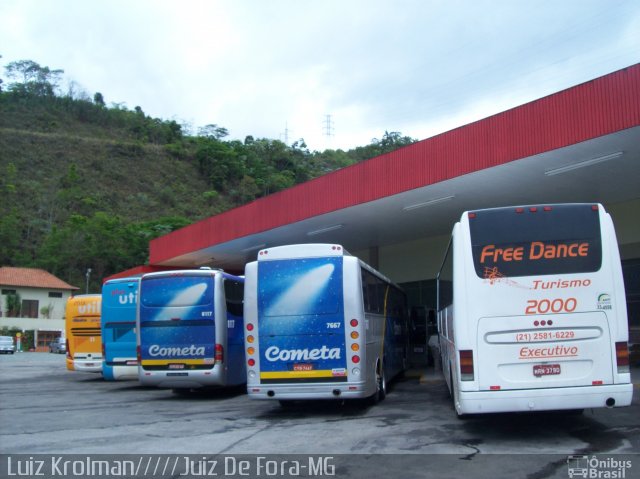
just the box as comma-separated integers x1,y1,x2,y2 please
137,268,245,390
244,244,408,404
101,277,139,380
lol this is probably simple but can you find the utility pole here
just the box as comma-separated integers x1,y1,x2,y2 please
323,114,334,139
282,122,290,145
85,268,92,294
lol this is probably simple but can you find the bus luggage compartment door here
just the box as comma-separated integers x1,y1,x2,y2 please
477,311,614,391
258,322,347,383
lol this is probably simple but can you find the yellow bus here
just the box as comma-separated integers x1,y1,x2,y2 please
65,294,103,372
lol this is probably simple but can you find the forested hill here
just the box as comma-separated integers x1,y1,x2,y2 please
0,59,416,291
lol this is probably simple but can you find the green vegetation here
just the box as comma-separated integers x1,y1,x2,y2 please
0,58,416,290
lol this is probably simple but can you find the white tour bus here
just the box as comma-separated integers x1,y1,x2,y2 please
437,203,632,416
244,244,408,404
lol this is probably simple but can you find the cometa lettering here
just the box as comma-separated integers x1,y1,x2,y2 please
148,344,205,357
265,345,341,362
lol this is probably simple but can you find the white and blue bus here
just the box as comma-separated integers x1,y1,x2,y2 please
244,244,408,404
437,203,633,416
137,269,245,390
101,277,139,380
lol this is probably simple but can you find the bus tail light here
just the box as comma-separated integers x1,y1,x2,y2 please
66,339,70,359
248,358,255,367
615,342,630,374
136,345,141,362
215,344,224,362
101,343,106,357
352,355,360,364
459,350,474,381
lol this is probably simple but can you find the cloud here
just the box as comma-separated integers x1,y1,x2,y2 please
1,0,638,151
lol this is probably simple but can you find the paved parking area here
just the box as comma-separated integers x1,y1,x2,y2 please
0,353,638,478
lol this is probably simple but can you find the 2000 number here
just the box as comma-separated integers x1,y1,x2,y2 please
525,298,577,315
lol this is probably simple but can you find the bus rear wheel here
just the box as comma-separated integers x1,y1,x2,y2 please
450,370,468,419
377,369,387,401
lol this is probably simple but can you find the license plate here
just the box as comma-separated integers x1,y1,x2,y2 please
533,364,561,377
293,363,313,371
168,363,185,369
86,363,95,367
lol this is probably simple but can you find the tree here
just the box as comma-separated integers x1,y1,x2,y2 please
348,131,417,163
5,59,64,97
93,92,105,106
5,292,21,317
198,124,229,140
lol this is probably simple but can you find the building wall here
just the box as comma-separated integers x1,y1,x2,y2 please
0,286,72,320
0,316,64,333
608,198,640,260
0,287,72,350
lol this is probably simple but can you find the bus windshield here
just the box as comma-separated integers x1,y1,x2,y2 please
469,204,602,278
258,257,343,317
140,274,213,311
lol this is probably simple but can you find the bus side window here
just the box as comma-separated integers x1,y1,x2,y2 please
437,240,454,340
362,269,381,314
361,270,370,313
224,279,244,317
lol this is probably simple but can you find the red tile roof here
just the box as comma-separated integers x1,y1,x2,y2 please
0,267,79,290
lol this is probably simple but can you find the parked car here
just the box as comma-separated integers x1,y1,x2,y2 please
0,336,16,354
49,337,66,354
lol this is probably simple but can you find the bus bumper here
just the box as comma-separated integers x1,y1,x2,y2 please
103,364,138,381
72,359,103,373
458,383,633,414
247,382,374,400
138,365,224,389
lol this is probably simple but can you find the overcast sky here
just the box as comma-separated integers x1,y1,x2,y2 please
1,0,639,151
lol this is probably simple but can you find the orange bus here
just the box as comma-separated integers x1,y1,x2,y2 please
65,294,103,372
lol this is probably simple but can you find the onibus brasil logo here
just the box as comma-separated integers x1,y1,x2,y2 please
567,455,632,478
